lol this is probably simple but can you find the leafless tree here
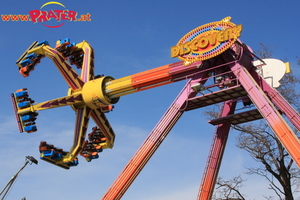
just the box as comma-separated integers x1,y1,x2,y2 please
212,175,246,200
234,121,300,200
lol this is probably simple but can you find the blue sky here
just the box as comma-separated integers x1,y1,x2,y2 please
0,0,299,199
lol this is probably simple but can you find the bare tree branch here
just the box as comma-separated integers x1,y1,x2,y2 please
213,176,246,200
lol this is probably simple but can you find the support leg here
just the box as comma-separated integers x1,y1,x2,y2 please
197,100,236,200
230,63,300,167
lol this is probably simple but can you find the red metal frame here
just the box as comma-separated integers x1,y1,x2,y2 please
101,44,300,200
13,38,300,200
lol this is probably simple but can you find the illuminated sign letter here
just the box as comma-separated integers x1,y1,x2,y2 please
198,37,209,49
171,46,180,58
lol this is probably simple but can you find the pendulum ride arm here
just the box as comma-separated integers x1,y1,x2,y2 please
230,62,300,167
101,68,210,200
105,60,203,98
197,100,236,200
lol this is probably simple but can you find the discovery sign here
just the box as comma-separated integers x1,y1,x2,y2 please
171,17,242,65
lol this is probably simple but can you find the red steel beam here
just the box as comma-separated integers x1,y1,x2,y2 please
197,100,236,200
248,68,300,132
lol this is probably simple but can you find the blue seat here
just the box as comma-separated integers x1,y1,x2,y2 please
15,91,28,98
59,38,70,44
21,114,35,121
52,153,63,160
24,125,37,132
43,150,55,157
25,53,37,60
68,159,79,166
18,101,30,108
67,42,76,48
37,40,49,46
20,58,32,67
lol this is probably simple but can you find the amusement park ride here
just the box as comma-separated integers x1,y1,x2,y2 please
10,17,300,200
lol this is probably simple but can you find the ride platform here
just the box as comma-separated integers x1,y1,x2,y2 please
185,84,247,111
